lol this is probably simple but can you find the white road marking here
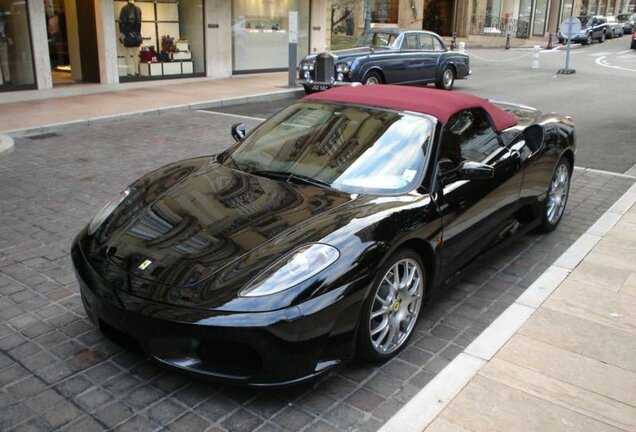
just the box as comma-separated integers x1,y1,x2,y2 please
594,55,636,72
617,49,633,54
196,110,265,121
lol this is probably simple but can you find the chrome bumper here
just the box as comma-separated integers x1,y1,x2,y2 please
298,80,360,91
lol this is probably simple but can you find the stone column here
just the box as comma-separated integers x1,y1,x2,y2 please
27,0,52,89
95,0,119,85
205,0,232,79
311,0,330,53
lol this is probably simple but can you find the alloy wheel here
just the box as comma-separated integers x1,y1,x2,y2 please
546,163,569,225
368,257,423,355
365,75,380,85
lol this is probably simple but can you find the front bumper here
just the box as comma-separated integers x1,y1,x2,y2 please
71,238,368,386
298,79,359,92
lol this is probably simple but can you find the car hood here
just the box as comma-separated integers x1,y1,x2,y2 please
86,159,377,309
304,46,390,63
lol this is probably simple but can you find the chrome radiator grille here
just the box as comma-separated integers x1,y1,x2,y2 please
314,52,335,82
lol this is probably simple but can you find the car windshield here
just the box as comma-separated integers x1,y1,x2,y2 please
223,102,434,195
355,31,399,48
578,16,591,26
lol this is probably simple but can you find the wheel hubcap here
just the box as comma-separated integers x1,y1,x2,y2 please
369,258,423,354
365,76,380,85
443,70,453,87
546,163,569,225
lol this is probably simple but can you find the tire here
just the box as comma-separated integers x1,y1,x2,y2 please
539,156,571,232
363,71,382,85
584,33,592,45
435,66,455,90
357,248,426,362
600,31,606,43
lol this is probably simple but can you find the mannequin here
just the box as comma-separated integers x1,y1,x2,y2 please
0,5,12,85
119,0,142,76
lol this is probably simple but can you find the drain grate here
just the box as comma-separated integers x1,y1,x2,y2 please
27,132,61,140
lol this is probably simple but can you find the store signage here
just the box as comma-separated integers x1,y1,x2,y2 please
289,11,298,43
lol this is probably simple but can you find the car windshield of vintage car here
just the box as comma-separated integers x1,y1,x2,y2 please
224,102,434,195
355,31,400,49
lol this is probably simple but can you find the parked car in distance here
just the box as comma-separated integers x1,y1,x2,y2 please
298,28,470,94
605,15,624,38
617,12,636,34
558,15,607,44
72,85,575,386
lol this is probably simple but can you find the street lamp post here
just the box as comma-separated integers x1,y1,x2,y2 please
364,0,372,32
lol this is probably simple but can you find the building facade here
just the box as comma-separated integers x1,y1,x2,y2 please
0,0,331,92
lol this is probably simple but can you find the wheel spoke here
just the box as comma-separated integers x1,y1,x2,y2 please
375,293,390,307
371,306,389,319
371,317,389,337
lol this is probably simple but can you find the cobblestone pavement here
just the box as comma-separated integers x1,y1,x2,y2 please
0,111,633,432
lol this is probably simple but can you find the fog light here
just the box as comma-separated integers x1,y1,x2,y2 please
304,71,310,79
337,73,344,81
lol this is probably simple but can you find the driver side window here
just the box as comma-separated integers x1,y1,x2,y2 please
440,109,502,168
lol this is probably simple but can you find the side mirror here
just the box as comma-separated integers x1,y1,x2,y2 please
231,123,246,142
437,157,458,186
457,161,494,180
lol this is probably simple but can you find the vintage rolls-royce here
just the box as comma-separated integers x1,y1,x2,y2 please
298,28,470,93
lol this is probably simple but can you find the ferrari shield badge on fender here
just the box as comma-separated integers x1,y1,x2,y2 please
138,259,152,271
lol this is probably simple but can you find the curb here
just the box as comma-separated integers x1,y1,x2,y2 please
2,88,304,138
379,180,636,432
0,134,15,159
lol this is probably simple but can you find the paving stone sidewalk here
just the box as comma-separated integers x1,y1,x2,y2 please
422,201,636,432
0,111,634,432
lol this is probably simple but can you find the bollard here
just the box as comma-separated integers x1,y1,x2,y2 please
450,32,457,50
505,32,511,49
531,45,540,69
546,33,553,50
458,41,465,53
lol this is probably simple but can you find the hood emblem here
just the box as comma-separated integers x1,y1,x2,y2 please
138,259,153,271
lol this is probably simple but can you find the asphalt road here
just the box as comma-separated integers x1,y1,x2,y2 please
208,36,636,174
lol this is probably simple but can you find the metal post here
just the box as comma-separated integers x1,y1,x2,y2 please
288,11,298,88
364,0,371,32
547,32,553,49
451,32,457,50
505,32,511,49
557,18,576,74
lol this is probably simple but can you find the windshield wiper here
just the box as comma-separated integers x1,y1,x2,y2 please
250,170,332,189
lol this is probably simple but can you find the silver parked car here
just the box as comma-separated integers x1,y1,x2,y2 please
617,13,636,34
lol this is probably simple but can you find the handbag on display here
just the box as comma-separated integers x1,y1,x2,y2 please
121,31,142,47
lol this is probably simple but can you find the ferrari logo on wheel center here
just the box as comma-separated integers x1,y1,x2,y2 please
391,300,400,312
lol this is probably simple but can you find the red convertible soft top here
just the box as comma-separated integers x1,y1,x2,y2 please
304,85,518,132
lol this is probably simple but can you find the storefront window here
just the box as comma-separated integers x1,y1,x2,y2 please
232,0,309,72
0,0,35,91
114,0,204,81
533,0,549,35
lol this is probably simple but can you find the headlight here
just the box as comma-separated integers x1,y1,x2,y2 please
239,244,340,297
336,63,350,73
88,189,130,235
301,61,314,71
337,73,344,81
